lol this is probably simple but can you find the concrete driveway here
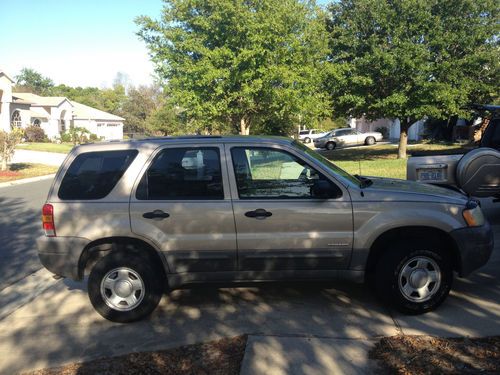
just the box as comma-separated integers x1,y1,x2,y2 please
0,200,498,374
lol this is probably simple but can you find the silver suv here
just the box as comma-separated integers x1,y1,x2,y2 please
37,136,493,322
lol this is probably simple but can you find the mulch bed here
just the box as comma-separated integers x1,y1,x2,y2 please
370,335,500,374
23,335,247,375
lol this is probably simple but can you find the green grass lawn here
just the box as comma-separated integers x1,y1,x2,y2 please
16,142,74,153
321,142,468,179
0,163,58,183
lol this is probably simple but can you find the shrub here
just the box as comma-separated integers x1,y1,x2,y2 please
375,126,389,139
60,132,72,142
89,133,99,141
24,125,47,142
0,129,23,171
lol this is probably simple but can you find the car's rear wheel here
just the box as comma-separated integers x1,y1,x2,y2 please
375,242,452,314
88,251,164,323
365,136,376,145
304,137,311,144
326,141,336,150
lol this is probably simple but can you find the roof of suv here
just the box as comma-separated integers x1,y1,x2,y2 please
73,135,296,152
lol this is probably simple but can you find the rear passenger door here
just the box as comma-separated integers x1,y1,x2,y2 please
130,145,237,274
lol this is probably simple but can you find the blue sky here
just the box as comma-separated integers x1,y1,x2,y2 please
0,0,162,88
0,0,330,88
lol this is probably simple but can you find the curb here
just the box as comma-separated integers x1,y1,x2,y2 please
0,268,59,321
0,173,56,189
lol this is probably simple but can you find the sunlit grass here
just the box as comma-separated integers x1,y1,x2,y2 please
321,142,467,179
16,142,74,153
0,163,58,182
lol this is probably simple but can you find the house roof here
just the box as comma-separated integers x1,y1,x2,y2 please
30,107,50,119
13,93,69,107
72,102,124,121
0,69,14,83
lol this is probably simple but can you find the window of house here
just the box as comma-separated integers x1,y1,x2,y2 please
58,150,138,200
136,147,224,200
231,147,341,199
10,111,22,129
32,119,41,127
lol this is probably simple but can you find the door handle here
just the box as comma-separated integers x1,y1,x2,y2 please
142,210,170,220
245,209,272,218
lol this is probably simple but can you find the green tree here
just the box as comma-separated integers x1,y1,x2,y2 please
120,85,163,133
14,68,54,95
136,0,330,135
327,0,499,158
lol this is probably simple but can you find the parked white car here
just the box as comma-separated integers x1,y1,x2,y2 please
314,128,383,150
298,129,328,143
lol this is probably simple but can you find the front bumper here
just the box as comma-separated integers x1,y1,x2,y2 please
37,236,91,280
450,221,494,277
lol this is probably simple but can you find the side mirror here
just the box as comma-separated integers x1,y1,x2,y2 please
312,179,339,199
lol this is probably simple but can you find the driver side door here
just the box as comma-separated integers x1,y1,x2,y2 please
226,144,354,272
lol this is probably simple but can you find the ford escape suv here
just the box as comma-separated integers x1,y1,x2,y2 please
37,136,493,322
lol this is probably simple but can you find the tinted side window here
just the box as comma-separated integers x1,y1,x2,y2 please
231,147,341,199
58,150,138,200
136,147,223,200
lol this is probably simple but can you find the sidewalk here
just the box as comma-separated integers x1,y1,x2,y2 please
11,149,66,167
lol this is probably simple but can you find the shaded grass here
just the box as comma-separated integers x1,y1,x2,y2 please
321,143,467,179
370,335,500,374
0,163,58,182
23,335,248,375
16,142,74,154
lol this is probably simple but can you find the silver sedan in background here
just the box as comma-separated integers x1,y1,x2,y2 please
314,128,384,150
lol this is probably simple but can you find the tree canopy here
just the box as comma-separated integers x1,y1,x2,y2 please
136,0,330,135
326,0,499,157
15,68,54,95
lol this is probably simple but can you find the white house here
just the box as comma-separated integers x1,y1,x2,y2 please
0,69,124,140
349,117,426,141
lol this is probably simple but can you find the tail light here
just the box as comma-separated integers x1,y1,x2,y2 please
42,204,56,237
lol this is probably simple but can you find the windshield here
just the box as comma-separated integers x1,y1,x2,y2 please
292,140,361,186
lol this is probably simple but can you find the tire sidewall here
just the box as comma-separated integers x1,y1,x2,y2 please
88,252,163,323
326,142,336,150
377,247,452,314
366,137,375,145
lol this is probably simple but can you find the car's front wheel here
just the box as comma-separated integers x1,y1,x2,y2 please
88,251,164,323
304,137,311,144
375,243,452,314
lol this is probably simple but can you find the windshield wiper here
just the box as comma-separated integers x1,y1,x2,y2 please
354,174,373,188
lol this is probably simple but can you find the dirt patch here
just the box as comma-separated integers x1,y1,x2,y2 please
370,335,500,374
23,335,247,375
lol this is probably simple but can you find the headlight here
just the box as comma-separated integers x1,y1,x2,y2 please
462,200,485,227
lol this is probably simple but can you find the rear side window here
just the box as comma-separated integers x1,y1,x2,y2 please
136,147,223,200
58,150,138,200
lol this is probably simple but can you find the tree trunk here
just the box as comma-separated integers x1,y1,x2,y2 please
240,116,250,135
398,119,410,159
1,140,7,171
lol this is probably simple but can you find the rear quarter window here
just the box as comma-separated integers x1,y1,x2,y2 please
58,150,138,200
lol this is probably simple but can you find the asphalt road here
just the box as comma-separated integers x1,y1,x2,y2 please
0,179,53,290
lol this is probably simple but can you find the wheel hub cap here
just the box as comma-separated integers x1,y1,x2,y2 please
100,267,145,311
409,269,428,289
115,280,133,298
398,256,441,302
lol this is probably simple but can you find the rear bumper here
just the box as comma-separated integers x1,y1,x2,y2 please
450,222,494,277
37,236,90,280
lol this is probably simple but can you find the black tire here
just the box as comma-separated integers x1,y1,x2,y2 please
325,142,336,150
375,241,452,314
365,136,376,145
88,251,164,323
304,137,311,144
